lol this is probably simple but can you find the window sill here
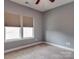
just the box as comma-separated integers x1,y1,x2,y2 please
5,37,34,43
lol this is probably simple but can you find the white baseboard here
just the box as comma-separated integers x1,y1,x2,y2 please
44,42,74,52
5,42,74,53
5,42,43,53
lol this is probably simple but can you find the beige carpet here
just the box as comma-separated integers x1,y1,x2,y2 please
5,44,74,59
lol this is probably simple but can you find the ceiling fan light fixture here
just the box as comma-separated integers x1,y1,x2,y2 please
35,0,40,4
35,0,55,4
49,0,55,2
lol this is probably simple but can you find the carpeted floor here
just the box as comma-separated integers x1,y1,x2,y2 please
5,44,74,59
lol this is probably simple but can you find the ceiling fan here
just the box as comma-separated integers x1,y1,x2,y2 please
35,0,55,4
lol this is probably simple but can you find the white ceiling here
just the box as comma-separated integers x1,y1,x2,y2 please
10,0,74,12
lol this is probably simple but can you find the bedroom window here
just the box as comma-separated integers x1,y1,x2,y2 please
23,27,34,38
4,12,34,41
5,27,21,40
4,12,21,41
23,16,34,38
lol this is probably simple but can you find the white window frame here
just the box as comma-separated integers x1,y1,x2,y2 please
4,16,34,42
4,26,22,42
23,27,34,39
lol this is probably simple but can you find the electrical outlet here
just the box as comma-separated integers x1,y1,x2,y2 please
66,42,70,46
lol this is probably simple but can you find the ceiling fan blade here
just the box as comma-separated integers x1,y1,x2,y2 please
35,0,40,4
49,0,55,2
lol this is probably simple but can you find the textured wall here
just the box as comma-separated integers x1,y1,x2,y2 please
44,2,74,48
4,0,43,50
